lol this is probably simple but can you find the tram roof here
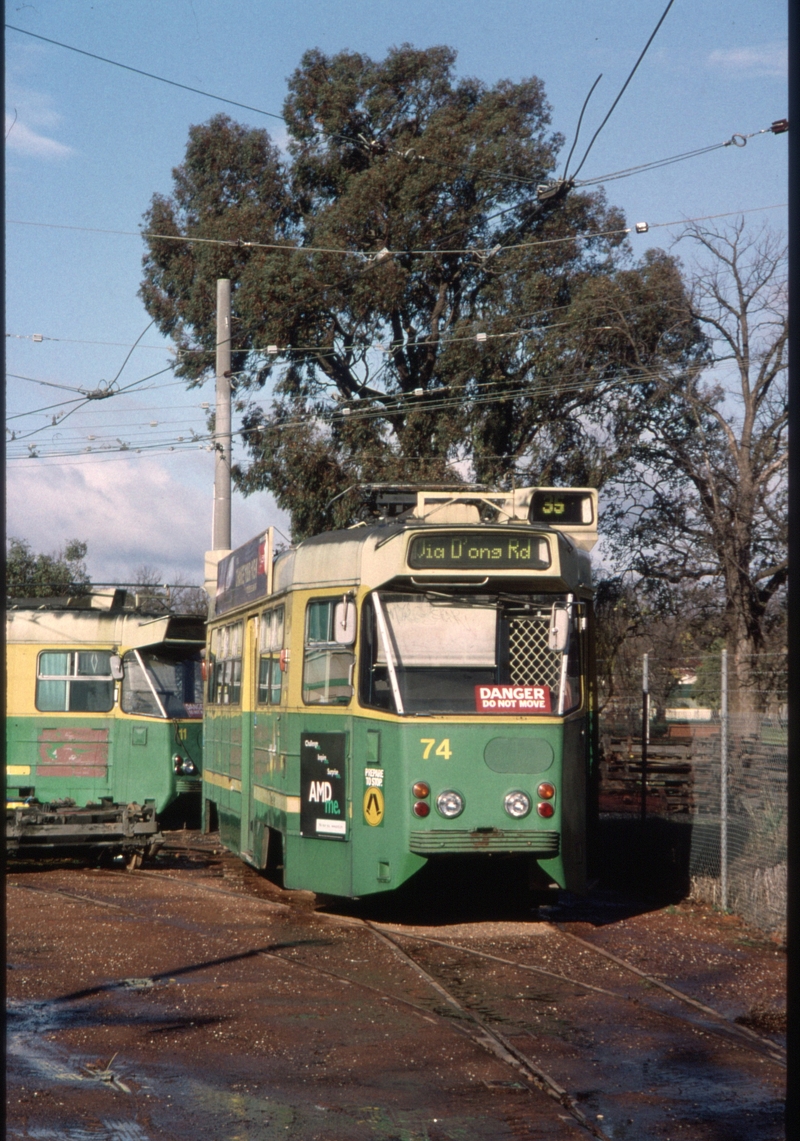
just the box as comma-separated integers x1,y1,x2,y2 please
210,487,597,617
6,596,205,647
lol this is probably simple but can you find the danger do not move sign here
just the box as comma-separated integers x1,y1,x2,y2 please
474,685,551,714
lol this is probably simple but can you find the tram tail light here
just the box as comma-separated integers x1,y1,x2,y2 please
413,801,430,817
173,755,198,776
412,781,430,799
537,801,555,818
537,782,555,800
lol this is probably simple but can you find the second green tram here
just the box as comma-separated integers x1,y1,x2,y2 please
203,486,598,898
6,591,205,860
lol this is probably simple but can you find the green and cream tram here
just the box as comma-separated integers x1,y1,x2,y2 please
6,591,205,861
203,486,597,898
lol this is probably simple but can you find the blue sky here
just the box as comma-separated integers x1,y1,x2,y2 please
5,0,788,582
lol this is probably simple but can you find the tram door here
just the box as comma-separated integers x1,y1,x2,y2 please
240,616,258,858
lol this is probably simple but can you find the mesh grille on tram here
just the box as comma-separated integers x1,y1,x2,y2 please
508,615,562,689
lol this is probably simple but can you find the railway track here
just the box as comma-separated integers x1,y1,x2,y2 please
14,865,784,1067
8,854,786,1139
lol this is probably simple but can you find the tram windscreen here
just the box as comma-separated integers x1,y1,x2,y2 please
121,648,204,719
359,591,581,716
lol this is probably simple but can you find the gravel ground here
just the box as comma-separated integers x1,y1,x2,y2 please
6,833,786,1141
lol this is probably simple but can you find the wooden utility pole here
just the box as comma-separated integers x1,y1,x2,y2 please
212,279,232,551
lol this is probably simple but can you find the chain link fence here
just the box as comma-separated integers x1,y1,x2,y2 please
597,652,787,937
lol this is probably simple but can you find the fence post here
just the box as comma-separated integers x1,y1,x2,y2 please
641,652,649,822
720,647,729,911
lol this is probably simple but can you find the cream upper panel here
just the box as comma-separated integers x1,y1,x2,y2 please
268,525,591,594
6,609,172,647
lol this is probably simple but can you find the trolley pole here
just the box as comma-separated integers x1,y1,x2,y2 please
212,279,232,551
720,647,729,911
640,652,649,822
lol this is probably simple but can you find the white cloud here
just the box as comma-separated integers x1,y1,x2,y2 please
6,455,286,584
5,114,73,159
707,42,787,78
5,74,74,159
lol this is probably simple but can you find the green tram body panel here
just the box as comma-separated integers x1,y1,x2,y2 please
6,595,205,852
203,488,597,899
208,712,586,898
6,715,203,814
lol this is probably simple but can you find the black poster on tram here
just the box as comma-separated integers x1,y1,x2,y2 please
300,732,347,840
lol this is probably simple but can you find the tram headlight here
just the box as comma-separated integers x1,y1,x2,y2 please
503,791,531,819
435,790,464,819
173,754,197,776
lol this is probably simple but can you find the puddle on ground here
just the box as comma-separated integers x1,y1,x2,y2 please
10,1123,150,1141
7,998,491,1141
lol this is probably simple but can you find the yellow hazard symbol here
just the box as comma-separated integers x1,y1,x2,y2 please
363,787,385,826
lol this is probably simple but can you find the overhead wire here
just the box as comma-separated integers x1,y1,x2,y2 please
6,365,175,438
4,23,286,122
575,124,788,188
7,199,786,266
6,215,631,258
561,74,604,180
7,354,717,461
2,285,751,441
568,0,677,180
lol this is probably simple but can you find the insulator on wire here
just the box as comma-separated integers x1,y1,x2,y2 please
635,222,649,234
771,119,789,134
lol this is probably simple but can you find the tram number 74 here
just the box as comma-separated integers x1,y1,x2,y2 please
420,738,453,760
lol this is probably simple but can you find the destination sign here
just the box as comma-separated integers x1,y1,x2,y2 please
529,490,594,526
407,532,550,571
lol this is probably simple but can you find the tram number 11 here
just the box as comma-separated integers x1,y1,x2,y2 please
420,738,452,760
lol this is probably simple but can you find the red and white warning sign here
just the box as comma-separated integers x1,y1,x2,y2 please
474,685,551,714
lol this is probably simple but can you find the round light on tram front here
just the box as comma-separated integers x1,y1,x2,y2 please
436,790,464,819
504,791,532,819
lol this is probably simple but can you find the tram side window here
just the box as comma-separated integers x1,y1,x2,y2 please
303,599,354,705
208,621,243,705
258,605,284,705
36,650,115,712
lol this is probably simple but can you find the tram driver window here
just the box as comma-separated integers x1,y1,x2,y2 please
121,648,204,719
36,650,115,712
302,599,354,705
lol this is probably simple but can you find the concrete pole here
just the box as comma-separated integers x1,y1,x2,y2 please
212,279,232,551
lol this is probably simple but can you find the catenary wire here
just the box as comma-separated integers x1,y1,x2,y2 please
8,360,716,460
561,73,604,180
7,201,787,262
4,24,286,122
5,24,785,205
569,0,677,180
